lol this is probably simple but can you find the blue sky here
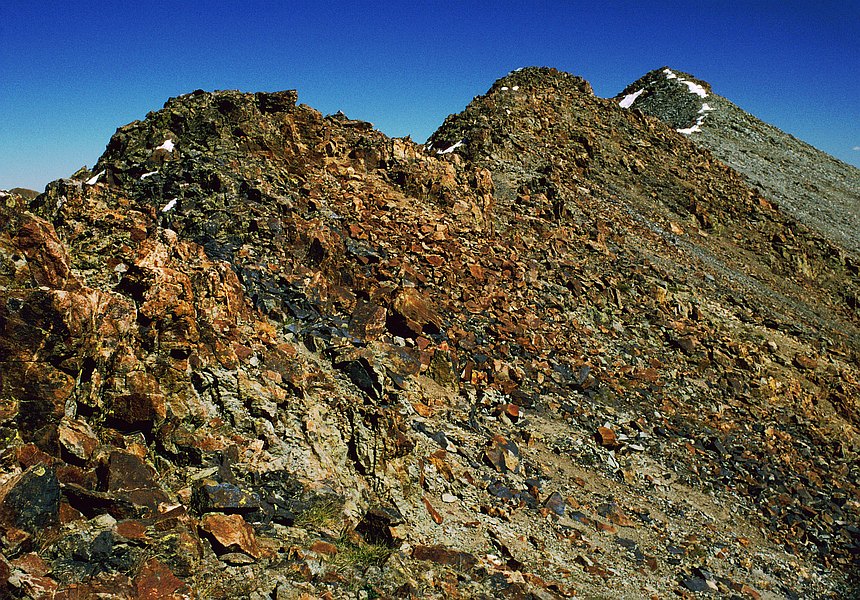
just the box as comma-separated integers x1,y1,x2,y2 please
2,1,858,191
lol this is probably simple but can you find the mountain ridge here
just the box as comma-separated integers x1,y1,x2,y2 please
0,67,858,598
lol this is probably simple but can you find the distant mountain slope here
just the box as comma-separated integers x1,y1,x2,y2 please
616,67,860,255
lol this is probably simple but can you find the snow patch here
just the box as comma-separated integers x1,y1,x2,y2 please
619,89,644,109
512,86,519,91
140,171,158,180
437,140,464,155
663,68,677,79
681,80,708,98
85,171,104,186
161,198,177,212
699,103,713,113
501,86,509,91
677,114,707,135
156,139,175,152
676,124,701,135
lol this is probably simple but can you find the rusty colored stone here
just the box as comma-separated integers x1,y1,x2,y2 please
595,427,618,449
133,558,191,600
199,513,262,558
422,496,444,525
309,540,339,556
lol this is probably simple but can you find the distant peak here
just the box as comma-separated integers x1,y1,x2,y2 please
616,67,714,134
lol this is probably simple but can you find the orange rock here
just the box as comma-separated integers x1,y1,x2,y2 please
199,513,262,558
595,426,618,449
422,496,444,524
310,540,339,556
134,558,192,600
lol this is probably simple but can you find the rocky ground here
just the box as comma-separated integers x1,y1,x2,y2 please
0,68,858,598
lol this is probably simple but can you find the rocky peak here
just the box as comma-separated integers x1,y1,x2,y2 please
616,66,713,133
615,67,860,255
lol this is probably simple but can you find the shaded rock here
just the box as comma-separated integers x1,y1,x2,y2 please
1,465,60,533
412,544,478,570
192,481,261,514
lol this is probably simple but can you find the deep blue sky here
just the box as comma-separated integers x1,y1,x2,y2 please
2,1,858,191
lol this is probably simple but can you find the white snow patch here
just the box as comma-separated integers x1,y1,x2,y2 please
161,198,177,212
663,68,677,79
677,115,707,135
437,140,464,155
501,86,509,91
619,89,644,109
140,171,158,180
676,124,701,135
512,86,519,91
156,139,175,152
699,103,713,113
681,80,708,98
85,171,104,185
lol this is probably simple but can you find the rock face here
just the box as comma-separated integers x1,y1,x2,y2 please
0,69,858,598
616,66,860,255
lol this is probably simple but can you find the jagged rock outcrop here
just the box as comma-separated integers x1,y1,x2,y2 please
0,68,858,598
616,66,860,255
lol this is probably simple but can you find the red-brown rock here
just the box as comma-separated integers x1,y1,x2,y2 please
199,513,262,558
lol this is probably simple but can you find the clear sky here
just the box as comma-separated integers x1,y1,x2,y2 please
2,1,858,191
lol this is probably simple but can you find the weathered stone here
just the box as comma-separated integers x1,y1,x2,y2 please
58,417,99,463
484,435,520,474
199,513,262,558
1,465,60,533
412,544,478,570
105,450,169,510
133,558,192,600
192,481,261,514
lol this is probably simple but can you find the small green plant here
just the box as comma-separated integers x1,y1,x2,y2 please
294,498,342,529
330,537,392,575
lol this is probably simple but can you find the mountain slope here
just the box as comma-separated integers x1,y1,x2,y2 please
0,71,857,598
615,66,860,256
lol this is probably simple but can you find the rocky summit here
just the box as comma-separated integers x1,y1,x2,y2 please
616,66,860,256
0,67,858,599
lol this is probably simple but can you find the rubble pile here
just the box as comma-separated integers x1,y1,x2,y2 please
0,67,857,598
